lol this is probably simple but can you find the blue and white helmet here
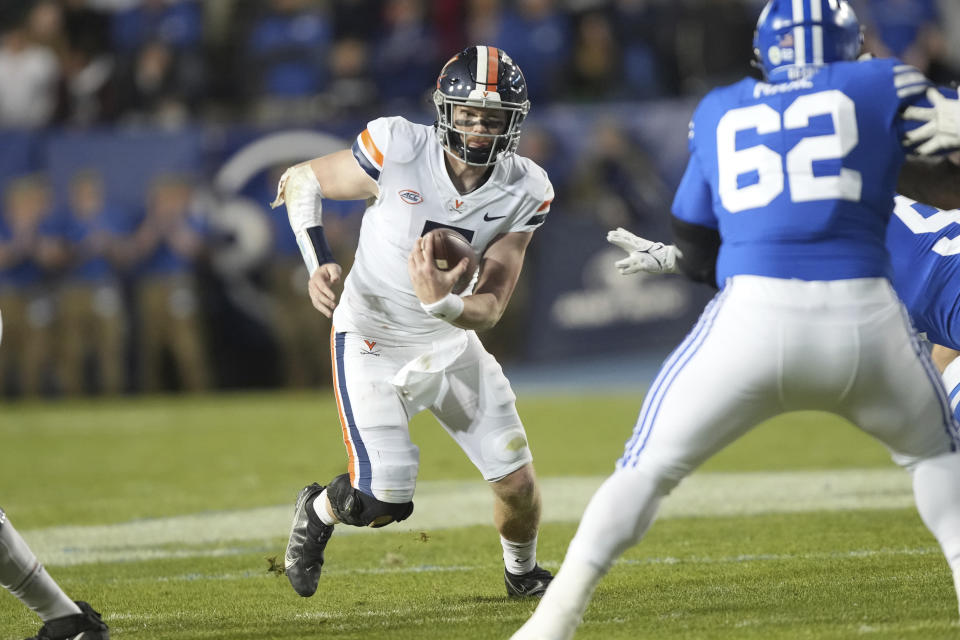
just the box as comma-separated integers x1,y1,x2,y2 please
753,0,862,83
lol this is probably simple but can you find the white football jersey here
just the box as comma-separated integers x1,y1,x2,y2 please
332,116,554,340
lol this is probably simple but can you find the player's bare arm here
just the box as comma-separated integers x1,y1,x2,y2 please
274,149,378,317
408,230,531,331
897,156,960,210
308,149,379,201
931,344,960,374
456,231,532,331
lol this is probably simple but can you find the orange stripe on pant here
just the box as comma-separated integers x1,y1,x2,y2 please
330,326,357,486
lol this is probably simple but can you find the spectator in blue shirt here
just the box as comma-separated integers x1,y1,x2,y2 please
246,0,331,100
0,174,64,397
125,173,211,393
111,0,202,53
371,0,437,108
56,169,131,396
491,0,571,103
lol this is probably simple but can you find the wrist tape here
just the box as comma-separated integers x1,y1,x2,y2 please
420,293,464,322
296,226,336,274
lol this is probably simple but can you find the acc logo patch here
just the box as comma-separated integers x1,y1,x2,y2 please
399,189,423,205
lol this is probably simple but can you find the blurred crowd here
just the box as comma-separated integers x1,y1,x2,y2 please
0,0,958,398
0,170,210,395
1,0,957,131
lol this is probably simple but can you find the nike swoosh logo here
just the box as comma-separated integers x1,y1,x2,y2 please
483,213,506,221
517,580,546,594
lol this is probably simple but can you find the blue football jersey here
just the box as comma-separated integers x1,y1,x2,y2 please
672,57,930,286
887,195,960,350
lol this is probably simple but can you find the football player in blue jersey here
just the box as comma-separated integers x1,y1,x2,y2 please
512,1,960,638
603,160,960,422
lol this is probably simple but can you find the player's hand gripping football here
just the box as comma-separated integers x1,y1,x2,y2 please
904,88,960,155
408,235,470,304
607,227,680,275
308,262,342,317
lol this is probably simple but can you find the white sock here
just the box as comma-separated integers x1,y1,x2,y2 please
0,516,81,621
912,452,960,618
312,489,337,526
502,535,537,575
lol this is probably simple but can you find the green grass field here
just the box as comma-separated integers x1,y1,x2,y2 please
1,391,957,639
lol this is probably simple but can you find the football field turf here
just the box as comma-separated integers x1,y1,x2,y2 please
2,391,958,639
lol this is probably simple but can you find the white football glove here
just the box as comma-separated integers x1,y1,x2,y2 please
607,227,680,275
904,88,960,155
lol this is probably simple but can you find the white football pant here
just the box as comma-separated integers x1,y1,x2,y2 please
514,275,960,639
329,327,532,503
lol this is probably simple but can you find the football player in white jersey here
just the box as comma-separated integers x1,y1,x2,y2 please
0,312,110,640
272,46,556,600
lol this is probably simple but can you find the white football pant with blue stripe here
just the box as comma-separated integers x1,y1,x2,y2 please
520,275,960,638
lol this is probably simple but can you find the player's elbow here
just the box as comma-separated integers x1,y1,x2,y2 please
474,308,503,332
461,296,505,331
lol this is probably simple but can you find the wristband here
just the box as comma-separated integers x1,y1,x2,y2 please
420,293,464,322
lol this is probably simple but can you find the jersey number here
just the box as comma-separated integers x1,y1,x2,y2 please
893,197,960,256
717,90,862,213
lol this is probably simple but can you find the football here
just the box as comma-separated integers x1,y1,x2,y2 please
425,227,479,294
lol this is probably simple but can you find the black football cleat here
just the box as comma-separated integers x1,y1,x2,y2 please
504,564,554,598
26,601,109,640
284,483,334,597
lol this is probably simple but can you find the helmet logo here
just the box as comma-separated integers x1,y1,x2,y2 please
399,189,423,205
768,46,782,65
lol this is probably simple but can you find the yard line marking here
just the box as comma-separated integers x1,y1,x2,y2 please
71,546,942,587
24,468,913,566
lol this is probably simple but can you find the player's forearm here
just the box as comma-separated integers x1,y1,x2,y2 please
897,156,960,210
271,164,332,274
450,292,504,331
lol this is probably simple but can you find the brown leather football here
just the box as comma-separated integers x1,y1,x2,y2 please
425,228,479,294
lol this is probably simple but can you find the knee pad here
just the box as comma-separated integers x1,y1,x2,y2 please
327,473,414,528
